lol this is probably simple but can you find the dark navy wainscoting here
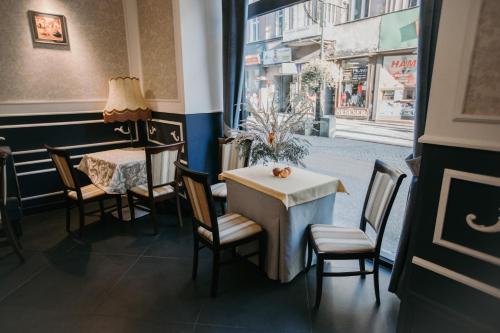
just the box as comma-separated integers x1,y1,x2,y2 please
1,110,221,214
147,111,222,184
0,112,146,213
184,112,223,184
398,144,500,332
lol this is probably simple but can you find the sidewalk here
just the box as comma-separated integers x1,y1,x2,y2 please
333,118,414,147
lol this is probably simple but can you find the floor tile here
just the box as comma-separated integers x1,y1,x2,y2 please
95,256,208,324
0,306,81,333
0,251,136,315
195,323,308,333
306,261,399,333
197,260,311,332
75,315,194,333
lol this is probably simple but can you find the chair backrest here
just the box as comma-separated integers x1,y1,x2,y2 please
0,151,7,208
145,142,184,188
218,137,249,172
45,145,78,191
174,161,220,242
360,159,406,250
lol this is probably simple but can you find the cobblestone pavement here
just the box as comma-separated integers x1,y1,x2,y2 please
301,135,412,260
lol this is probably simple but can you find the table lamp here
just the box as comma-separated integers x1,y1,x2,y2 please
103,77,151,146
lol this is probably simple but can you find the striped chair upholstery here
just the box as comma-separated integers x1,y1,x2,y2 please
221,142,246,172
68,184,105,200
197,213,262,245
183,175,213,229
130,184,174,198
211,140,247,200
151,149,178,186
210,182,227,198
310,225,375,253
50,154,76,189
364,171,396,231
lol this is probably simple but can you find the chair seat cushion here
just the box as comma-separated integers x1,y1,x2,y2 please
68,184,106,200
130,184,174,198
310,225,375,254
210,182,227,198
198,213,262,245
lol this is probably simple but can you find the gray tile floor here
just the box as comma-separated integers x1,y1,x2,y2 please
0,205,400,332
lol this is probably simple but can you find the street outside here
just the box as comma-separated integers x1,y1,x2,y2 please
301,119,413,260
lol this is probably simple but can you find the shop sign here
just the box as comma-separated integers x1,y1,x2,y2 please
263,48,292,65
245,54,261,66
383,55,417,85
336,107,369,119
352,66,368,81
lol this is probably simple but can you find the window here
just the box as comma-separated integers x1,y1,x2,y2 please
350,0,370,21
288,6,295,30
249,18,259,42
276,10,284,36
339,58,369,108
408,0,419,8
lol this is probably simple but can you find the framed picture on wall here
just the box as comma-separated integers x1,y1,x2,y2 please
28,10,69,47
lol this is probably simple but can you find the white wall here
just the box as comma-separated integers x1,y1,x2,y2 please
178,0,223,115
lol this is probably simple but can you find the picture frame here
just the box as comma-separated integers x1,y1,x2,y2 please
27,10,69,47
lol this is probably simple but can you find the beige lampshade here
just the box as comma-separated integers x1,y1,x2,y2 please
103,77,151,123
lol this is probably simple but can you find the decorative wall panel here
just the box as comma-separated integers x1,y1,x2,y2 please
137,0,178,100
0,0,129,101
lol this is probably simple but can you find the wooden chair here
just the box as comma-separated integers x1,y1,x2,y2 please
306,160,406,307
211,137,251,213
45,145,123,238
0,150,24,262
175,161,266,297
127,143,184,234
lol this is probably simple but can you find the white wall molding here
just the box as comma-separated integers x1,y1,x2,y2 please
146,99,184,114
418,135,500,153
412,256,500,299
0,99,106,116
172,0,186,114
122,0,144,85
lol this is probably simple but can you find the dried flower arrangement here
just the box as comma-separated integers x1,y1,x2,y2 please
234,93,314,167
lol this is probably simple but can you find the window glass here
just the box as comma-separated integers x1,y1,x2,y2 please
339,58,369,108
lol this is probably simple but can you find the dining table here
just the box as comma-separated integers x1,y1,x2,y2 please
77,147,149,220
220,165,346,283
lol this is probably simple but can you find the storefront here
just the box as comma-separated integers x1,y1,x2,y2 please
374,54,417,121
336,57,372,119
244,46,297,113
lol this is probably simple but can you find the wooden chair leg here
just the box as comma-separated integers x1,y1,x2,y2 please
77,202,85,239
359,259,366,279
116,195,123,220
192,235,199,280
258,233,266,271
175,193,183,227
65,200,71,233
373,258,380,305
99,199,105,222
306,228,313,272
3,215,24,263
315,256,324,308
211,250,220,298
150,199,159,235
127,191,136,223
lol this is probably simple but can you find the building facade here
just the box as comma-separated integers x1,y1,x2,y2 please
244,0,420,123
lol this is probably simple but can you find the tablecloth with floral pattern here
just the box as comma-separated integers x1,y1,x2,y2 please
77,148,146,194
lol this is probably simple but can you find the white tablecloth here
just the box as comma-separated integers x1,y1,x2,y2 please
222,165,345,282
77,148,146,194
